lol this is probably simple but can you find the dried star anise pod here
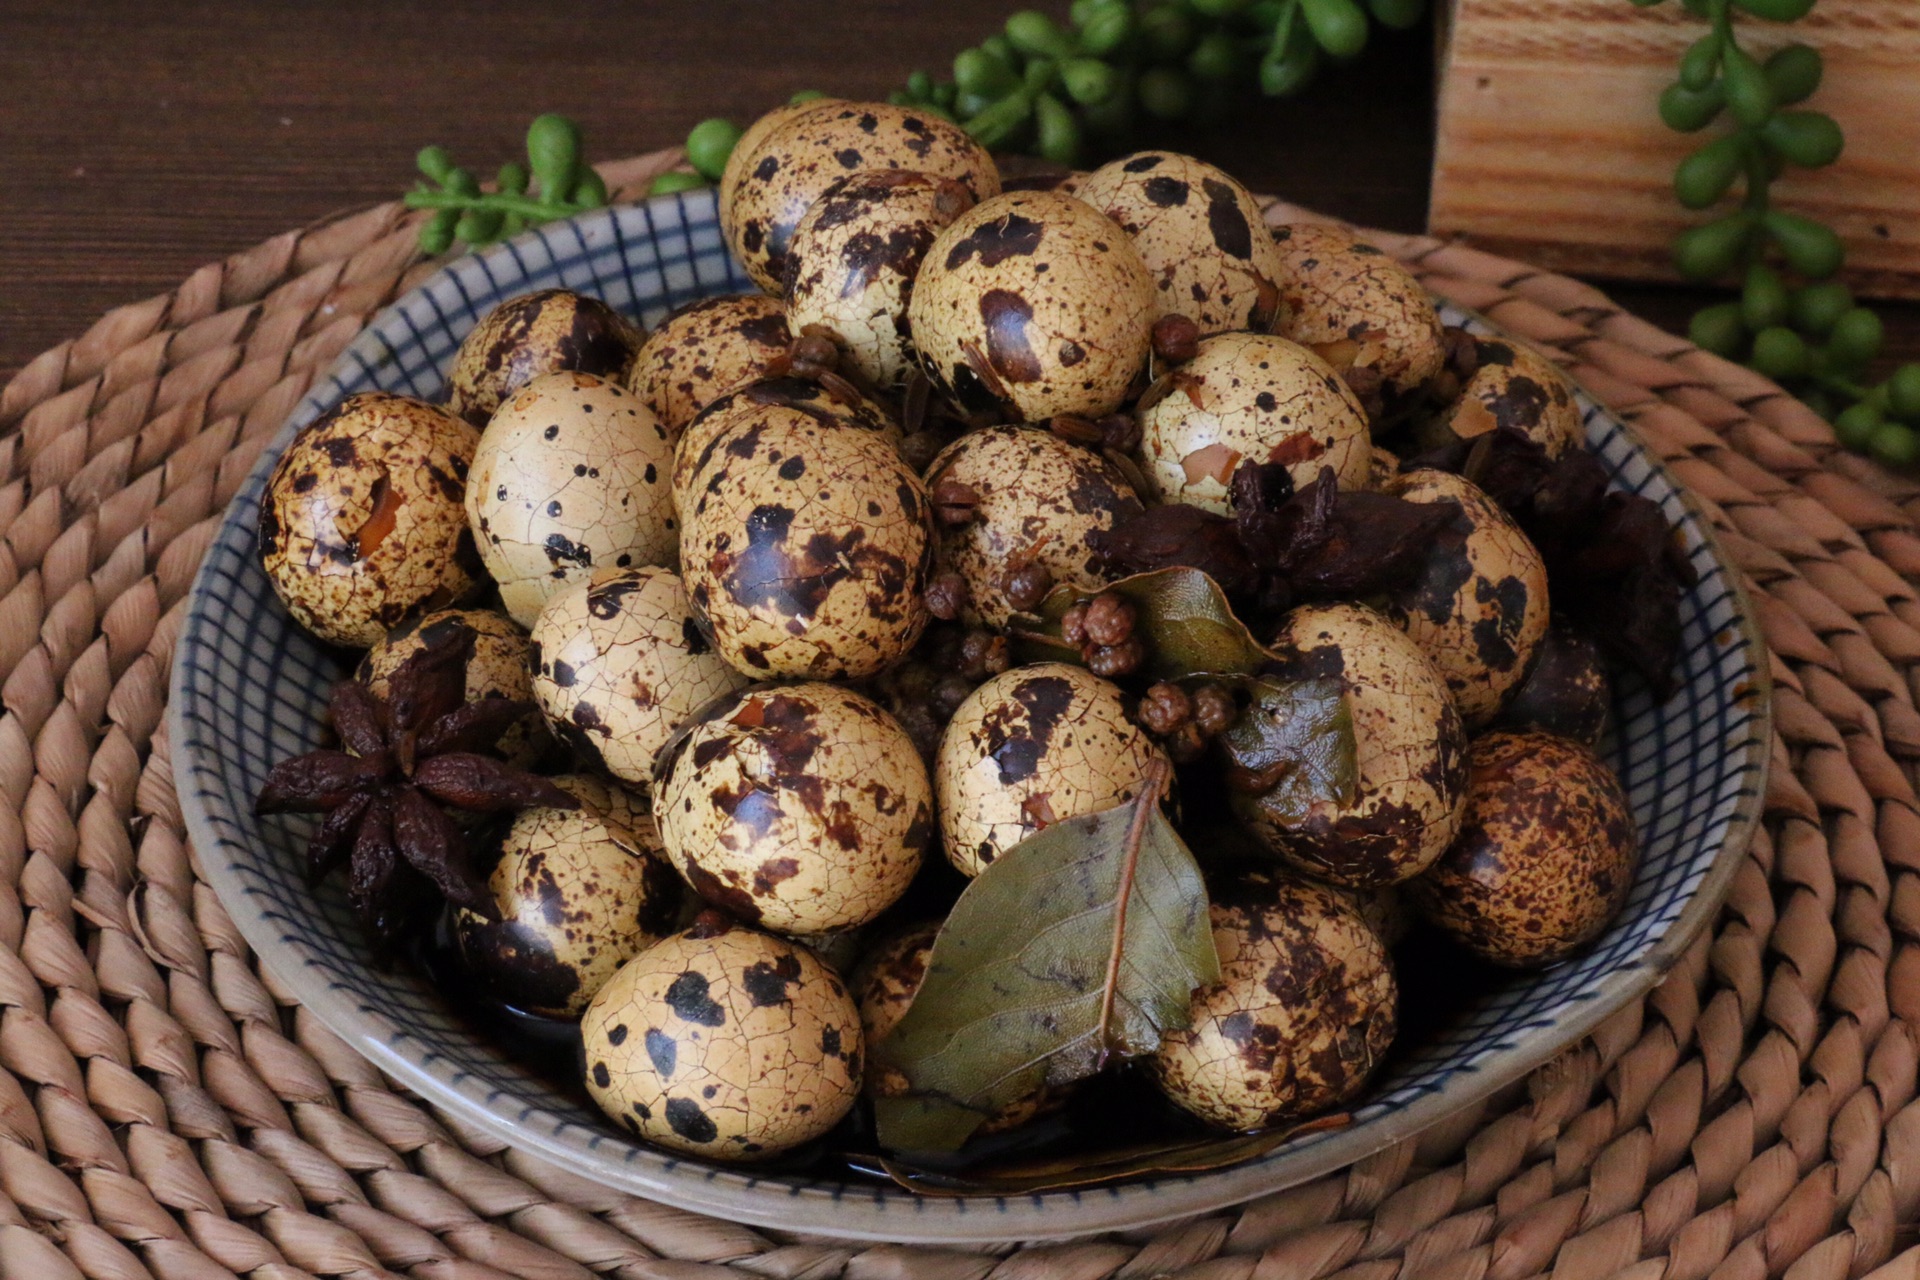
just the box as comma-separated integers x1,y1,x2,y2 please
255,626,577,946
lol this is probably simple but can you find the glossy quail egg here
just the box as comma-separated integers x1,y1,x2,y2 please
466,372,678,626
1134,332,1371,513
785,170,978,390
936,663,1167,876
1376,469,1550,729
1407,730,1637,967
671,375,904,517
1270,223,1445,410
1494,621,1611,747
1235,603,1468,887
1426,337,1585,459
680,412,932,679
259,392,482,647
1074,150,1286,336
923,425,1143,628
1152,872,1396,1130
455,775,683,1017
909,189,1157,422
653,683,932,934
358,608,544,765
1334,883,1413,949
581,917,863,1159
721,99,999,294
628,294,793,437
445,289,646,426
529,566,749,787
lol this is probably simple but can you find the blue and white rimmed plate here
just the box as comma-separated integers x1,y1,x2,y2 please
171,188,1770,1243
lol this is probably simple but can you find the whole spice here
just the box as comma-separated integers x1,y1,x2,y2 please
1140,682,1193,735
926,570,971,621
934,479,982,526
1088,636,1146,678
1192,682,1239,737
1083,591,1139,648
1003,562,1056,613
1152,313,1202,364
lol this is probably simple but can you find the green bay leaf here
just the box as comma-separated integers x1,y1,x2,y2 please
1008,566,1271,680
1215,675,1358,823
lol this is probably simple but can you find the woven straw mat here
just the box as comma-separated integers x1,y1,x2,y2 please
0,146,1914,1280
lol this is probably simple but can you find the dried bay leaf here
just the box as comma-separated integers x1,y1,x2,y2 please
873,763,1220,1154
1009,566,1271,681
1216,676,1358,823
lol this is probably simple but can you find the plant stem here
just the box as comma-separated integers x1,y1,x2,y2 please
403,190,588,219
1094,757,1172,1071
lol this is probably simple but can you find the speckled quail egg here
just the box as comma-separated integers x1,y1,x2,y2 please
455,775,684,1017
628,294,793,436
785,170,978,390
1270,223,1445,410
1376,470,1550,729
1135,332,1371,513
445,289,646,426
1334,884,1413,949
721,99,999,294
680,412,932,679
581,917,863,1158
1074,151,1286,336
529,565,749,787
1425,337,1585,459
671,375,905,517
653,683,932,934
259,392,482,647
909,189,1157,422
1235,603,1468,887
923,425,1142,628
1369,446,1402,487
1152,872,1396,1130
1407,730,1636,967
359,608,544,765
1494,621,1611,747
466,372,678,626
937,663,1168,877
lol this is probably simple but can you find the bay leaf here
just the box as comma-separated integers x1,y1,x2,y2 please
1215,676,1358,823
1008,566,1270,681
872,763,1220,1154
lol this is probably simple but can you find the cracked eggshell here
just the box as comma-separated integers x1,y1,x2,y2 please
1135,332,1371,514
936,663,1167,877
1270,224,1445,409
1236,603,1468,887
1377,470,1550,728
529,566,749,788
467,372,678,627
455,775,684,1017
1407,730,1636,968
909,189,1156,422
1152,872,1396,1129
1075,150,1286,336
359,608,545,766
785,170,977,390
1429,337,1585,459
721,100,998,294
445,290,646,427
654,683,932,935
681,413,932,680
671,376,904,518
628,294,793,437
923,425,1142,628
259,392,482,648
581,919,863,1159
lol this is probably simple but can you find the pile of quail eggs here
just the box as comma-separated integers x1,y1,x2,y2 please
258,98,1640,1168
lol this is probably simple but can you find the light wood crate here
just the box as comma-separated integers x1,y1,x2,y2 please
1428,0,1920,298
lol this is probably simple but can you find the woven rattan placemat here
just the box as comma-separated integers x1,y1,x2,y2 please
0,147,1914,1280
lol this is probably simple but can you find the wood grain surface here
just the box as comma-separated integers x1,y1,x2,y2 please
0,0,1912,383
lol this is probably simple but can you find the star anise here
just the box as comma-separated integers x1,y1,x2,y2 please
255,626,576,945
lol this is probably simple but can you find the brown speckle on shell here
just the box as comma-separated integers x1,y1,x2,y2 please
628,294,793,436
446,290,645,426
1427,337,1585,459
1270,224,1445,415
359,608,546,765
1493,622,1611,746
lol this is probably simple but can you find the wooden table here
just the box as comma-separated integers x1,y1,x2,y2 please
2,0,1913,384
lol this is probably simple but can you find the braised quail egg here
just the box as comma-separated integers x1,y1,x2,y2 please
654,683,931,934
1377,469,1550,728
937,663,1167,876
359,608,544,765
1074,150,1286,335
259,392,482,647
923,425,1142,628
1270,223,1445,410
1234,603,1467,887
1494,621,1611,747
909,189,1157,422
1134,332,1371,513
1152,872,1396,1129
1426,336,1585,459
721,99,999,293
466,372,678,626
785,170,977,389
581,917,863,1158
455,775,683,1017
1407,730,1636,967
529,565,749,787
671,375,904,517
628,294,793,436
680,412,932,679
445,289,646,426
